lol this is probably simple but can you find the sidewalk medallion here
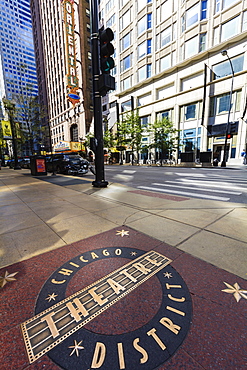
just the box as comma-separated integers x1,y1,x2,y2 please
21,247,192,369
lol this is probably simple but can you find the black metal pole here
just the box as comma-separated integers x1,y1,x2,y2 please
90,0,108,187
221,53,234,167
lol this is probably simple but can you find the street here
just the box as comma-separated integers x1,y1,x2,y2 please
86,165,247,204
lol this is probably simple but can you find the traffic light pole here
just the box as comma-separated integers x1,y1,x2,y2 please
90,0,108,187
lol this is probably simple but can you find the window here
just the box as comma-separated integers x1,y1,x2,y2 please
120,9,131,31
138,65,146,82
212,55,244,80
182,1,207,31
201,0,207,20
122,76,132,90
121,32,131,51
186,3,199,28
138,42,146,59
243,11,247,32
209,90,241,116
199,33,206,52
138,94,151,106
184,34,207,59
147,39,152,54
140,116,151,127
157,84,175,99
138,13,152,35
147,64,152,78
181,73,203,91
185,104,196,120
160,54,171,71
221,16,240,42
138,16,146,35
160,26,172,48
121,100,132,112
121,54,132,71
160,0,173,23
137,0,151,11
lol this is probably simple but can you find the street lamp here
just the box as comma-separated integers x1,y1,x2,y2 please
221,50,234,167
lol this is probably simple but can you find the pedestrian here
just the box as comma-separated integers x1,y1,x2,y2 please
241,149,246,165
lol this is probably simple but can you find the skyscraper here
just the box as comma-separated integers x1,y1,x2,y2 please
0,0,38,109
30,0,93,153
0,0,39,155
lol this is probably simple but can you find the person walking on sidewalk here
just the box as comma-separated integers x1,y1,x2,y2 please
241,149,246,164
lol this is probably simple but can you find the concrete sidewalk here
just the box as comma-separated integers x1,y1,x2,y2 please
0,167,246,280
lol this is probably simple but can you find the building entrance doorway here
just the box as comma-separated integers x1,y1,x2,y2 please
213,145,229,163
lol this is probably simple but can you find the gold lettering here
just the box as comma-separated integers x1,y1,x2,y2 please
133,338,148,364
80,256,89,263
160,317,181,335
91,252,99,260
166,306,185,316
69,262,79,268
41,312,59,338
145,256,162,266
102,249,110,256
66,298,89,321
67,24,73,35
68,35,74,45
166,283,182,290
70,67,76,76
168,294,185,303
68,45,74,55
133,262,151,275
51,278,66,285
59,268,74,276
115,248,122,256
147,328,166,350
91,342,106,368
66,3,72,13
107,278,126,294
117,343,125,369
88,287,108,306
121,269,137,282
66,14,73,25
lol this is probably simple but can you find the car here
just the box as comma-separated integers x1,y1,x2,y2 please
7,158,23,168
20,157,31,169
46,153,89,175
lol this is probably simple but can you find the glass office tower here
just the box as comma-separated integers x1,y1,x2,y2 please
0,0,38,122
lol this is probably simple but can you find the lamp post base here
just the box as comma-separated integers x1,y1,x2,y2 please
221,161,226,167
92,180,108,188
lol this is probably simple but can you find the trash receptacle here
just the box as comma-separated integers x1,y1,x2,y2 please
213,159,219,167
30,155,47,176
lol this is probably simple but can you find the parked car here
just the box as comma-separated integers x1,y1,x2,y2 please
7,158,23,168
46,153,89,175
20,157,31,169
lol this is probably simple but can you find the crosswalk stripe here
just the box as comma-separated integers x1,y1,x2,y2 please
137,186,230,202
177,179,244,191
158,182,242,195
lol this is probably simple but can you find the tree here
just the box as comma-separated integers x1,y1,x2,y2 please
6,63,46,155
149,117,179,165
117,110,144,164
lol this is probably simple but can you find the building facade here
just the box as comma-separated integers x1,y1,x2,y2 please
0,0,39,155
99,0,247,165
30,0,93,153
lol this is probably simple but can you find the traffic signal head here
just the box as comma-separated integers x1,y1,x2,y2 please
226,133,233,139
99,27,115,74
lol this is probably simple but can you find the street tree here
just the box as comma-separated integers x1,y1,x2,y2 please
149,117,179,165
117,110,144,164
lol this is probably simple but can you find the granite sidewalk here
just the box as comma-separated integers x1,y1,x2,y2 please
0,167,246,279
0,167,246,370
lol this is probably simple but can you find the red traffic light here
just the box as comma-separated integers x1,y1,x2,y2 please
226,134,233,139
